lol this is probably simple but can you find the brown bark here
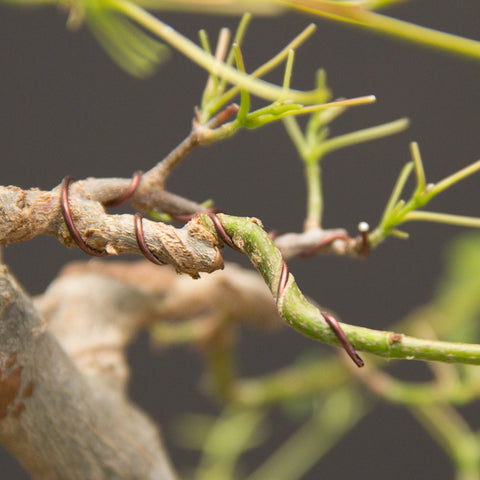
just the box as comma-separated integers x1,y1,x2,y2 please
0,265,177,479
0,259,280,479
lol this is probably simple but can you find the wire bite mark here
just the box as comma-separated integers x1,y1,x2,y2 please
134,213,165,266
322,312,364,368
103,171,142,207
61,177,108,257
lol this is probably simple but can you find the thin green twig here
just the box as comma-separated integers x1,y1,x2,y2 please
109,0,327,103
274,0,480,61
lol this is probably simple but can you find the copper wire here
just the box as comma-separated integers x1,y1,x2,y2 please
61,172,147,260
206,213,364,368
60,176,108,257
301,232,351,257
172,208,222,224
61,175,364,367
277,260,289,300
322,312,364,367
103,170,142,207
206,212,242,252
134,213,165,265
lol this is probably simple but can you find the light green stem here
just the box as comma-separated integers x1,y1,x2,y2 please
283,116,307,157
213,23,319,111
275,0,480,61
233,357,349,407
404,211,480,229
111,0,325,103
304,162,323,230
202,214,480,366
410,141,426,194
316,117,409,157
370,161,413,245
194,409,265,480
360,367,480,406
426,159,480,200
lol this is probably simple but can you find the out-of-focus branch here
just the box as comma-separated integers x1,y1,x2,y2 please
0,265,177,480
0,258,282,479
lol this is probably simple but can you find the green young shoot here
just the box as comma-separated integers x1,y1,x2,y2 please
217,13,252,93
282,49,295,91
276,0,480,62
110,0,331,103
315,117,409,158
200,214,480,366
209,23,320,116
190,19,322,123
410,141,426,195
404,212,480,229
426,159,480,200
371,147,480,246
199,29,219,107
283,89,408,229
201,93,377,146
201,28,231,110
378,161,414,229
232,44,250,123
198,29,213,56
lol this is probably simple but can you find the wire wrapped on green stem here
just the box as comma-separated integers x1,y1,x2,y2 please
201,214,480,366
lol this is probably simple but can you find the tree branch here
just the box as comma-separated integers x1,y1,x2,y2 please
0,265,177,480
203,214,480,366
0,184,222,277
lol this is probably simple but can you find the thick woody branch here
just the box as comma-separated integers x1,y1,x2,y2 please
0,109,366,278
0,265,177,480
0,256,282,479
0,184,222,277
0,110,363,265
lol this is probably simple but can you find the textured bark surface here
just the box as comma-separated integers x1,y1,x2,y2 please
0,265,177,480
0,259,280,479
0,184,222,278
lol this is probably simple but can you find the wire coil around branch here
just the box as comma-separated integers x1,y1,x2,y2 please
134,213,165,265
103,170,143,207
206,214,364,368
61,176,108,257
61,173,363,366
